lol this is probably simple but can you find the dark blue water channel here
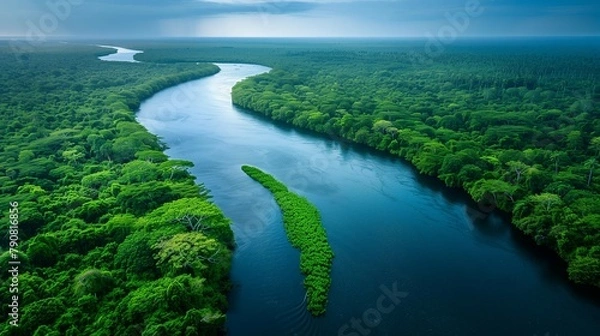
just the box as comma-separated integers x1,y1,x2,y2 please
136,63,600,336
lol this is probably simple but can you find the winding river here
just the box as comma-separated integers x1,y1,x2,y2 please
129,62,600,335
97,45,142,62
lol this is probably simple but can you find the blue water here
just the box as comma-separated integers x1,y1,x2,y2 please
136,63,600,336
97,45,142,62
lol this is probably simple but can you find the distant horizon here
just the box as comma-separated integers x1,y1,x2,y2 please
2,1,599,38
3,34,600,41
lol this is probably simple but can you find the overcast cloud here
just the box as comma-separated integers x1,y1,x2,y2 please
1,0,599,37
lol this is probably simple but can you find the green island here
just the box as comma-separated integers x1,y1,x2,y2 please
241,165,334,316
0,43,233,336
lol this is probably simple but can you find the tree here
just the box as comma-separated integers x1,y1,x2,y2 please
480,155,501,169
529,193,562,212
140,198,233,245
567,130,584,151
26,234,60,267
569,196,600,217
135,150,168,163
353,127,371,144
116,181,176,216
115,230,161,280
73,269,114,297
513,193,566,244
506,160,530,184
81,170,116,190
550,151,568,175
411,142,450,176
119,160,160,184
62,148,85,165
469,179,517,208
523,165,549,192
568,255,600,286
372,119,393,133
584,158,597,187
111,137,139,163
457,164,484,187
590,136,600,157
18,149,35,163
159,160,195,181
153,232,229,279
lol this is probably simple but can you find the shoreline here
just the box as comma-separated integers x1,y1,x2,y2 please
97,44,144,62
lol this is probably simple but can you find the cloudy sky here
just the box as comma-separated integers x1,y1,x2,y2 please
1,0,599,38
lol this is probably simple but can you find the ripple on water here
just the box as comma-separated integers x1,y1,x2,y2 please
275,292,322,336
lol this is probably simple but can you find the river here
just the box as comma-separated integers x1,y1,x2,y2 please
133,63,600,335
97,45,143,62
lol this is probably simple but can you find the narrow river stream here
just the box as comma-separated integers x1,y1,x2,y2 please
97,45,142,62
132,63,600,336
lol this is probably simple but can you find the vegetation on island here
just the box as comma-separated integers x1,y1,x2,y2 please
241,165,334,316
0,42,233,336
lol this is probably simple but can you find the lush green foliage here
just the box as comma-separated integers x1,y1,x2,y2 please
0,42,233,335
3,38,600,333
241,165,334,315
134,37,600,288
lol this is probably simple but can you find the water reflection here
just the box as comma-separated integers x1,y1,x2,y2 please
97,45,143,63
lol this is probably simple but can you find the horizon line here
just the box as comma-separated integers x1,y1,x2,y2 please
2,35,600,41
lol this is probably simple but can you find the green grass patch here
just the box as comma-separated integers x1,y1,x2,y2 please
241,165,334,316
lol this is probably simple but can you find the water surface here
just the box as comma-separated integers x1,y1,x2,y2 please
136,63,600,336
97,45,143,62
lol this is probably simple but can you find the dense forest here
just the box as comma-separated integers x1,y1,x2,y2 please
136,38,600,288
2,37,600,334
0,43,234,335
241,165,333,316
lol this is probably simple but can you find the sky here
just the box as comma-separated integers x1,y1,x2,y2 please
1,0,599,38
